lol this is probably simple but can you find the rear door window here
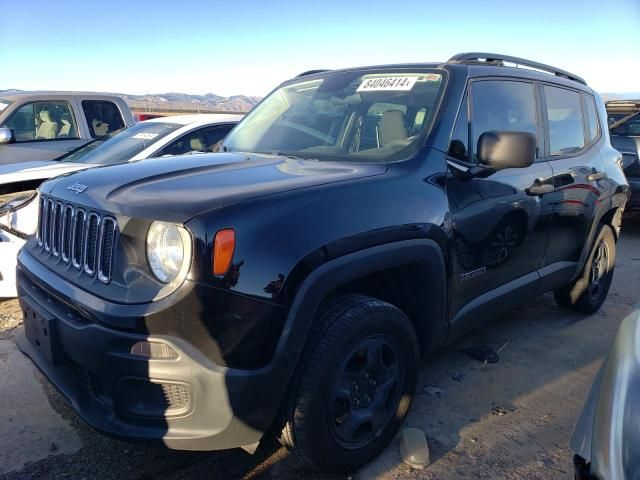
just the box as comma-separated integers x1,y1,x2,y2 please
1,100,79,142
543,86,585,156
82,100,125,138
156,124,235,156
470,80,538,162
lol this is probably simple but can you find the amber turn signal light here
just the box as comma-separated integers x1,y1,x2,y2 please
213,229,235,276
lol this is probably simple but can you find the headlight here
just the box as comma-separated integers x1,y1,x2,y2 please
0,190,38,234
0,190,37,216
146,221,190,283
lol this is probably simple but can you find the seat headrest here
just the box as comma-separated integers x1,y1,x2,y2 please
92,118,109,136
190,137,206,151
379,110,408,146
39,110,54,122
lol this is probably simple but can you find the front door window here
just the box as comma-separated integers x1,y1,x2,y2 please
2,101,79,142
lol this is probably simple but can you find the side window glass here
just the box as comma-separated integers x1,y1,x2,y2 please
158,125,233,157
471,81,538,162
584,95,600,142
544,86,585,156
609,114,640,136
82,100,125,138
2,101,78,142
448,95,469,162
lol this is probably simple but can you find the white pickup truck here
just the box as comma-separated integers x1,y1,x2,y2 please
0,91,135,165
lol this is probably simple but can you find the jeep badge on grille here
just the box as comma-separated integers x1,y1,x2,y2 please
67,183,88,195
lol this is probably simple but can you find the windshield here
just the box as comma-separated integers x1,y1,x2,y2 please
608,113,640,136
59,121,182,165
0,99,13,114
222,69,445,162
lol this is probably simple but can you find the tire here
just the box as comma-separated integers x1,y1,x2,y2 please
554,224,616,314
279,294,420,473
573,454,598,480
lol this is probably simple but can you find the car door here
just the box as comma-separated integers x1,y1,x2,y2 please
151,124,236,157
0,99,87,165
539,85,608,277
447,79,555,337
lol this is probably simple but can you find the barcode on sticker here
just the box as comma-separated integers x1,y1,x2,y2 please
356,77,417,92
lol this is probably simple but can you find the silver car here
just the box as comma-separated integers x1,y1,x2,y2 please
0,91,135,165
571,308,640,480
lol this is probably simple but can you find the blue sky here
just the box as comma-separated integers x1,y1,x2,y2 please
1,0,638,97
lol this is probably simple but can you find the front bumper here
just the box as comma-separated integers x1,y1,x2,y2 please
0,229,25,298
16,251,290,451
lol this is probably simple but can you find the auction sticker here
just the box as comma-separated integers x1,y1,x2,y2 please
132,132,159,140
357,76,417,92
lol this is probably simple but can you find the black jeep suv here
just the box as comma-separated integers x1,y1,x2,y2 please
17,53,629,473
606,99,640,215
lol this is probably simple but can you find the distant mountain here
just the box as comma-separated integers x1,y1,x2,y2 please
0,89,261,113
121,92,262,113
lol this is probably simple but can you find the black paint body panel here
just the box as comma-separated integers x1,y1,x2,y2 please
17,60,630,451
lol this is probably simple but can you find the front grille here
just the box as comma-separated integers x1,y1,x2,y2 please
51,202,62,257
84,213,99,275
37,195,118,284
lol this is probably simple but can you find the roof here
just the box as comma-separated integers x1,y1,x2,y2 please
0,90,126,100
144,113,243,125
289,53,590,91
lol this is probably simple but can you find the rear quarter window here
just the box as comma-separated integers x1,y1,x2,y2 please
82,100,126,138
584,95,600,143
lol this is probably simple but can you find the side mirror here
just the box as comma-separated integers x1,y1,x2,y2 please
477,131,536,171
0,127,14,145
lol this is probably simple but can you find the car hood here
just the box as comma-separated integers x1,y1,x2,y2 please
0,160,91,186
40,153,387,223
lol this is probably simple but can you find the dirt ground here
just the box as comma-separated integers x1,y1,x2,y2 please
1,219,639,480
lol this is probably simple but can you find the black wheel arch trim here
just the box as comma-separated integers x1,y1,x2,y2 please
264,239,448,409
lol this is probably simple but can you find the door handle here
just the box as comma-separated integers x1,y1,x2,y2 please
526,183,554,196
587,171,607,182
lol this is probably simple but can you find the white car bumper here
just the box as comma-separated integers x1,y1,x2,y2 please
0,229,26,298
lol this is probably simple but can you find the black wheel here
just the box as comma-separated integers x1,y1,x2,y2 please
554,224,616,314
279,294,419,473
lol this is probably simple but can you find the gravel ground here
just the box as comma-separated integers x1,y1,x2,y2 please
0,299,22,341
1,218,639,480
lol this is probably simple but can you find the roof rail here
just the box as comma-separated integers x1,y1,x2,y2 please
296,69,331,78
447,52,587,85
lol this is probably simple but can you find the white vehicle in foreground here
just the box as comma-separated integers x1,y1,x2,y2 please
0,113,242,297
